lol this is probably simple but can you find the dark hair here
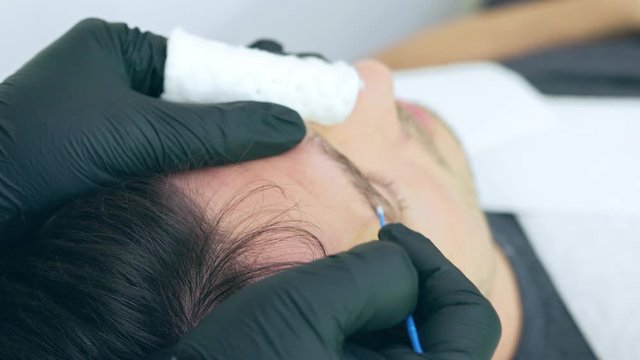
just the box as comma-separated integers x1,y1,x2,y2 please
0,178,325,359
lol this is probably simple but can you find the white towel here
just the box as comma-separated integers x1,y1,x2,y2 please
161,28,361,125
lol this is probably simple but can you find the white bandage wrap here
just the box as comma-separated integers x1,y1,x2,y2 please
162,28,362,125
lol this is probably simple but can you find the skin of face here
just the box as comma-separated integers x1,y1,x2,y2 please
171,60,521,359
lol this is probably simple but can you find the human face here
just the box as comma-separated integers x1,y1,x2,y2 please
172,60,496,293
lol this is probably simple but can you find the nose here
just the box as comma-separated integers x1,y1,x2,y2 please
308,58,401,153
353,59,395,99
347,59,401,137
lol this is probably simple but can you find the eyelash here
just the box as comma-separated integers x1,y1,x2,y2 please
366,173,408,214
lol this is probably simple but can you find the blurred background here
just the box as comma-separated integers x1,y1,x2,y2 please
0,0,471,79
2,1,639,358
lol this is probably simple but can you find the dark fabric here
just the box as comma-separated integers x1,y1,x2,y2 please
485,0,527,7
485,213,597,359
484,0,640,96
503,36,640,96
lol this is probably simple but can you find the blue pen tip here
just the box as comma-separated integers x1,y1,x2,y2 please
375,206,385,227
374,205,422,353
406,316,424,354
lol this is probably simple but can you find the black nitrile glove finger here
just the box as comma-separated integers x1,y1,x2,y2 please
379,224,502,360
248,38,329,61
153,240,418,360
248,38,285,54
150,224,501,360
0,18,305,246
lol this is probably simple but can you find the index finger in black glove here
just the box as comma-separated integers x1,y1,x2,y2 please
378,224,502,360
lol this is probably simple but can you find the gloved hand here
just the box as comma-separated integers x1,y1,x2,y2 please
0,18,304,246
151,224,501,360
249,38,330,61
1,18,500,360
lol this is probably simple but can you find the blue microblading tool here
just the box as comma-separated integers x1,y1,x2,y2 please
375,206,424,354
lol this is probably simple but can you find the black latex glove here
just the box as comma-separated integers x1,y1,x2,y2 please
248,38,330,61
368,224,502,359
0,18,305,246
151,224,501,360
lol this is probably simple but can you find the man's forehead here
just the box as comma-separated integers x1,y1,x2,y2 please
171,130,400,224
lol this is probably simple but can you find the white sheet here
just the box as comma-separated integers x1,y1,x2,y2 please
472,97,640,216
393,65,640,360
517,97,640,360
393,62,558,153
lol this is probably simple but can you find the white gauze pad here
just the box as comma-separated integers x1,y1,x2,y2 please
161,28,362,125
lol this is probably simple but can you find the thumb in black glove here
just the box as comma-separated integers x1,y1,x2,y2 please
151,223,501,360
375,224,502,359
0,18,305,246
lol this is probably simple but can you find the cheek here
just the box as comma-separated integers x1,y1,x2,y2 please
431,122,475,182
401,170,486,250
401,173,495,284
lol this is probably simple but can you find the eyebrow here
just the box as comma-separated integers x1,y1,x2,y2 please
310,133,402,223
